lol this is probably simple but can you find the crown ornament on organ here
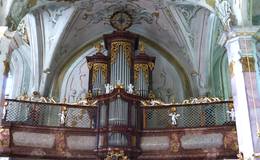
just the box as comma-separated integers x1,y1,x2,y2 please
94,43,103,52
139,41,145,54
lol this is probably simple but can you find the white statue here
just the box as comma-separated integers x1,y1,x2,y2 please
58,111,66,125
215,0,232,30
169,112,180,125
227,108,235,121
2,105,7,119
105,83,111,94
127,84,134,94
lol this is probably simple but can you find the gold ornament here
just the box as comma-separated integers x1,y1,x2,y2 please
224,131,238,152
3,60,10,76
240,56,255,72
134,64,149,82
139,41,145,53
94,43,103,52
92,63,107,83
111,41,132,66
170,133,180,153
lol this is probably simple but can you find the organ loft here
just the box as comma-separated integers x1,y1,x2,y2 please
3,0,260,159
86,11,155,159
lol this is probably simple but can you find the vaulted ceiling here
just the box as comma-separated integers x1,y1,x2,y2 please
1,0,228,97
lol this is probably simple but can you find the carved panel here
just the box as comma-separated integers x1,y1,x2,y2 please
67,135,96,150
141,136,169,151
180,133,223,149
13,131,55,148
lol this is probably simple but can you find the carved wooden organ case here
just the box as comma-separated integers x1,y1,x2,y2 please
86,31,155,158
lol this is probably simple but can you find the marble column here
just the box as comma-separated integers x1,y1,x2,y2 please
225,29,260,159
0,27,10,125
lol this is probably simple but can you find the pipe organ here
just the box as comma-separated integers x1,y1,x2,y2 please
86,11,155,159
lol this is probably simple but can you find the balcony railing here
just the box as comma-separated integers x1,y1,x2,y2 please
141,100,234,129
3,99,97,128
2,99,234,130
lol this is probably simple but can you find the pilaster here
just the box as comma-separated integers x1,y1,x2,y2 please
225,28,260,159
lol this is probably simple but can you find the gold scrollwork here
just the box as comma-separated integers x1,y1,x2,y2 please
240,56,255,72
92,63,107,83
87,62,93,69
134,64,149,82
105,150,129,160
170,133,180,153
148,62,155,70
55,132,66,154
111,41,132,66
224,131,238,152
0,128,9,148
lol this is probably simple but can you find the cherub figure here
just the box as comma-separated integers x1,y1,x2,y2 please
58,110,66,125
127,83,134,94
169,112,180,125
104,83,111,94
227,108,235,121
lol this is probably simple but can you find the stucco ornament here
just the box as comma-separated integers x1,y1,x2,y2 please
215,0,232,31
16,20,30,45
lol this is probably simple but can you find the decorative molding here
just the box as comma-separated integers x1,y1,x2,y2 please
176,5,201,28
224,131,238,152
215,0,232,31
45,6,70,25
181,97,221,104
55,132,66,155
111,41,131,65
240,56,256,72
16,20,30,45
170,133,180,153
80,1,155,29
0,128,10,148
90,63,107,83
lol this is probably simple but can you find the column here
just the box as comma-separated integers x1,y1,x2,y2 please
225,29,260,159
0,26,10,125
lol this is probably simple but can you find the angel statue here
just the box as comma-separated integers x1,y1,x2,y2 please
105,83,111,94
169,112,180,125
227,108,235,121
127,83,134,94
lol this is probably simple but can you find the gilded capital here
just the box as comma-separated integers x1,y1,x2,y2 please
239,56,255,72
3,60,10,76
